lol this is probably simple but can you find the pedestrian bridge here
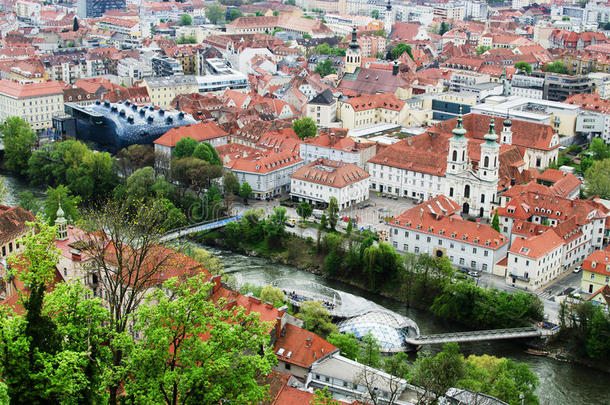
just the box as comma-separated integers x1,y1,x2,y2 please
160,215,242,242
405,326,556,345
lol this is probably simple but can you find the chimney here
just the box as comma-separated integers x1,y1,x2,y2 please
71,250,81,262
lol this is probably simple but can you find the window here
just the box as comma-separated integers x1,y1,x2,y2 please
484,250,488,257
591,273,595,280
482,264,487,271
471,260,476,268
285,363,291,370
459,258,464,265
473,248,477,254
415,247,420,253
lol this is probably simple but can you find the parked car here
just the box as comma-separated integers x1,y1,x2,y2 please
468,271,480,278
573,266,581,274
285,219,297,227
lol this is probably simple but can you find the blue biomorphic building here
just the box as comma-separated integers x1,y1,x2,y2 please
64,100,197,153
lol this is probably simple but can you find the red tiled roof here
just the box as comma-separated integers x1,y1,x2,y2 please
393,196,508,249
587,284,610,307
225,150,302,174
0,205,35,245
344,92,405,112
291,159,370,189
582,249,610,276
274,323,338,369
0,80,63,98
565,93,610,115
432,114,558,152
153,122,228,147
509,230,563,260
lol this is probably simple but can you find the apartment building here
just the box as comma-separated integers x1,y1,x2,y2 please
339,93,408,130
388,196,509,273
290,159,370,209
0,80,64,130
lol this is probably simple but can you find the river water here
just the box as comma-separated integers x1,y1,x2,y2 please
2,174,608,404
209,247,610,405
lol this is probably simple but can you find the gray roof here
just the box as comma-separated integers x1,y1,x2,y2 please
144,75,198,88
309,89,335,105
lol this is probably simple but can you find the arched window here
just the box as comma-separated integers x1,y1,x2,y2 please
452,150,457,161
484,156,489,168
464,184,470,198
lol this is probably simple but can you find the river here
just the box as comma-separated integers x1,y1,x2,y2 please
2,174,609,404
208,247,610,405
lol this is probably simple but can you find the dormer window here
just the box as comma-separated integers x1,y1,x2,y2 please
451,233,456,237
474,238,479,243
462,235,466,241
592,261,597,268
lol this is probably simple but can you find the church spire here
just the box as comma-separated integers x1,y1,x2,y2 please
452,106,467,138
349,25,359,50
55,199,68,241
484,115,499,143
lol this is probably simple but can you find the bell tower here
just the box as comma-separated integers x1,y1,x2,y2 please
384,0,394,36
479,116,500,182
446,107,469,176
501,115,512,145
344,26,361,75
55,201,68,241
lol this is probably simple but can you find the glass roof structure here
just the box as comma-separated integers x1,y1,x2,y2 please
338,310,420,353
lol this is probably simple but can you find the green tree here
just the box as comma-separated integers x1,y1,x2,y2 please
264,206,287,246
317,213,327,251
43,282,112,404
0,176,5,202
260,285,286,307
303,33,312,39
223,172,240,194
515,61,532,74
371,10,379,19
205,5,225,24
314,59,337,77
125,275,276,405
491,210,500,232
1,117,36,176
239,181,253,202
316,43,331,55
327,196,339,230
292,117,317,139
73,16,79,31
176,35,197,44
17,191,40,214
77,199,186,405
297,200,313,222
410,342,466,403
585,158,610,198
458,354,539,405
43,185,81,224
476,45,490,55
286,0,296,5
173,136,198,159
180,13,193,26
391,43,413,60
587,137,610,160
300,301,338,338
327,333,360,360
228,8,243,21
125,166,157,203
192,142,221,165
543,61,568,74
115,144,154,178
310,387,340,405
4,221,63,403
439,21,450,35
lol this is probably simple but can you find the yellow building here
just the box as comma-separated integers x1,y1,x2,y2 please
581,249,610,295
339,93,409,130
143,76,198,108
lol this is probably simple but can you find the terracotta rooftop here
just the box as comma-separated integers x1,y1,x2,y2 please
291,159,370,189
0,80,63,98
509,230,564,260
392,196,508,249
0,205,35,245
344,92,405,112
153,122,228,147
274,323,338,369
582,249,610,277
